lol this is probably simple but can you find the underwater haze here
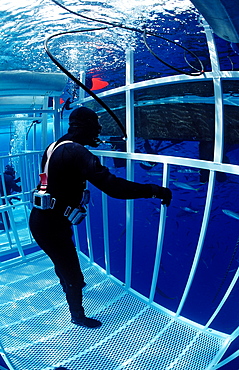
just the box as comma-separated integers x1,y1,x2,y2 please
1,1,239,369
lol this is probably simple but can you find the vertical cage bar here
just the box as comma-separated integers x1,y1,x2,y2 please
213,77,224,163
175,21,224,317
0,157,14,250
41,96,48,150
26,153,35,197
79,70,86,102
8,206,24,257
125,48,135,288
73,224,81,256
101,157,110,274
102,191,110,274
125,48,135,153
0,348,15,370
149,162,170,303
176,170,216,316
203,20,220,74
8,155,25,257
19,155,32,239
204,267,239,329
203,20,224,163
231,323,239,341
53,96,61,140
85,199,94,263
19,154,28,201
32,121,36,151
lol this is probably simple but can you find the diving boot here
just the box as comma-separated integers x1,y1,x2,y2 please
71,315,102,328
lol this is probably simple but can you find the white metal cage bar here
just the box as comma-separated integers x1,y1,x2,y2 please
0,21,238,370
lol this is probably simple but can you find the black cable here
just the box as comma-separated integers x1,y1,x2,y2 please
184,50,203,74
50,0,122,27
26,120,41,140
44,27,127,140
49,0,204,75
143,29,204,76
45,0,204,137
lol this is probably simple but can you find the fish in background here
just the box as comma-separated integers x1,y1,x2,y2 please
173,181,199,191
177,168,200,174
180,206,199,214
187,180,205,186
146,171,163,177
137,139,162,170
222,209,239,220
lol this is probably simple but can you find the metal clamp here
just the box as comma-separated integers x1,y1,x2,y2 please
50,198,56,209
64,206,72,217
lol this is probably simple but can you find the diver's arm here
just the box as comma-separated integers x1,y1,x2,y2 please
85,155,172,205
10,181,21,193
4,175,21,193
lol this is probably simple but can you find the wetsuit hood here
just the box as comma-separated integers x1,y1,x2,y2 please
68,107,102,147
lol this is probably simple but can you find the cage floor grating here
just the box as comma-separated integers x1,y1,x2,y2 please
0,253,229,370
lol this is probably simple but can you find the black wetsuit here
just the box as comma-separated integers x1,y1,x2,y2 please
29,138,161,318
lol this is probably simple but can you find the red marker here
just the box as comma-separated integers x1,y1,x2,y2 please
91,77,109,91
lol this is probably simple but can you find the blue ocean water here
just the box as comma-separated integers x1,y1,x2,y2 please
1,1,239,369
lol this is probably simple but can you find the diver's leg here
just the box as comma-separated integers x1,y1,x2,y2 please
29,209,101,328
53,241,101,328
54,267,67,293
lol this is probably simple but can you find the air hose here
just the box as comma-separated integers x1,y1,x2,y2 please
45,0,205,138
44,28,127,140
50,0,204,75
142,29,204,76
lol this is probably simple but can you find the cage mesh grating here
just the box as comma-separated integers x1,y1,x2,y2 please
0,254,229,370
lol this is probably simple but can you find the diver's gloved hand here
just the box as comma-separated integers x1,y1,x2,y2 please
150,184,172,207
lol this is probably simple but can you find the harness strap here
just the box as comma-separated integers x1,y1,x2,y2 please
39,140,73,192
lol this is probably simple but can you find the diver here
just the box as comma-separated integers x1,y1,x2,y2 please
0,164,21,230
29,107,172,329
3,164,21,195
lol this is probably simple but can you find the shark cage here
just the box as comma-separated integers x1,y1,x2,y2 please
0,16,238,370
